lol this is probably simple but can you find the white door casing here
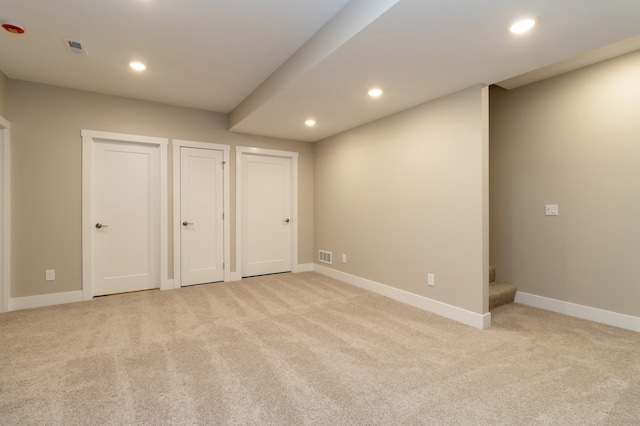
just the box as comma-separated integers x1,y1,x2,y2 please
82,130,168,300
172,140,230,287
0,116,10,313
180,147,223,285
235,147,298,278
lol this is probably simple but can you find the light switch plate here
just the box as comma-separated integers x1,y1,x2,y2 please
427,273,435,286
545,204,559,216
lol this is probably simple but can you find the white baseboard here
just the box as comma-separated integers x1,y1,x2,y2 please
9,290,83,311
515,292,640,333
294,263,314,273
313,264,491,330
225,272,242,282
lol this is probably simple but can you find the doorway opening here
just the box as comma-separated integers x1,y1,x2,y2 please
81,130,168,300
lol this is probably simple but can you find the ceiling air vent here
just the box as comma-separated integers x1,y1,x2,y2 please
65,39,87,56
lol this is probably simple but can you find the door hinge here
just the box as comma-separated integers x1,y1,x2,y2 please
223,262,225,270
222,212,224,220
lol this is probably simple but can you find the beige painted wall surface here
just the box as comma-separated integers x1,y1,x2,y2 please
0,71,7,117
8,79,313,298
314,86,488,314
490,50,640,317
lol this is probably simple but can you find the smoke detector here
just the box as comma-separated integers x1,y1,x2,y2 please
65,39,87,56
2,20,26,34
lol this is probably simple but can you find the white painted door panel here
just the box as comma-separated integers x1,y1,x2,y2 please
93,142,160,296
180,148,224,286
242,155,291,277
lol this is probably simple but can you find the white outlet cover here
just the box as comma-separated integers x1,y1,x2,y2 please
545,204,559,216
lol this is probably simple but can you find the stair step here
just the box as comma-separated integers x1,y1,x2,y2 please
489,265,496,283
489,282,517,310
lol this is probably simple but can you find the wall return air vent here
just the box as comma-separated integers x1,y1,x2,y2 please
318,250,332,264
65,39,87,56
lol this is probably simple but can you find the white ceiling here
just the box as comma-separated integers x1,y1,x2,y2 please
1,0,640,142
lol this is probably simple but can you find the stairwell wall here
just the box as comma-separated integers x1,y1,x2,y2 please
314,86,489,315
490,49,640,317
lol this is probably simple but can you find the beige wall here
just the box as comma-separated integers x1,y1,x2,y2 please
0,71,7,117
7,79,314,298
314,86,489,314
490,50,640,317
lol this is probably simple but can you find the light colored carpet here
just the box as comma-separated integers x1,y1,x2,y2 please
1,272,639,425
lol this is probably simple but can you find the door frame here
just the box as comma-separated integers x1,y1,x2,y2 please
172,139,230,287
82,130,169,300
235,146,298,278
0,115,10,313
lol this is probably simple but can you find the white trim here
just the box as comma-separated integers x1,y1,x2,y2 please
481,85,490,313
9,291,83,311
235,146,300,158
173,140,230,152
226,272,243,282
294,263,314,272
159,139,169,291
515,292,640,333
235,146,299,278
82,130,169,300
81,129,168,146
0,115,9,313
172,139,231,287
313,264,491,329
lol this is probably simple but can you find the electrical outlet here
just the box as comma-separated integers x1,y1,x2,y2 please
45,269,56,281
342,254,347,263
427,273,435,286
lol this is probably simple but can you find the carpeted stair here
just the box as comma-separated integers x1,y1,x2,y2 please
489,265,517,310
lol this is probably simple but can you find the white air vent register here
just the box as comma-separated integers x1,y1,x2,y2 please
65,39,87,56
319,250,332,264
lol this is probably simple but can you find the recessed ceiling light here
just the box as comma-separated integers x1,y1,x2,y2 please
509,18,536,34
130,61,146,71
305,119,316,127
368,88,383,98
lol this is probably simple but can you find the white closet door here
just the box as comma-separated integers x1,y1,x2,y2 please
92,141,160,296
180,147,224,286
242,154,292,277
